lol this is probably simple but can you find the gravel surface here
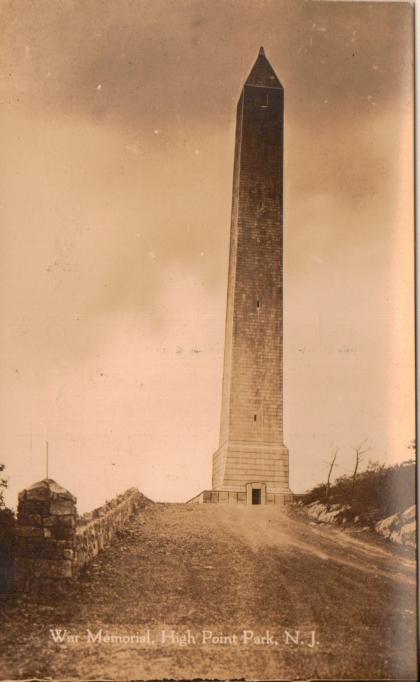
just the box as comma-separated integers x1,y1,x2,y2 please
0,502,417,680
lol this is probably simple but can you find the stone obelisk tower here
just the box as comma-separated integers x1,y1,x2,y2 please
188,48,292,506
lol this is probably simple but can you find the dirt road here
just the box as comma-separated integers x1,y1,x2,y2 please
0,503,417,680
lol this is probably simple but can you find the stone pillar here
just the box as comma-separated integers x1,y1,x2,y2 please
15,479,77,592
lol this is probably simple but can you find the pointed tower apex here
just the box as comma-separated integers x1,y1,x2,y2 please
245,48,282,89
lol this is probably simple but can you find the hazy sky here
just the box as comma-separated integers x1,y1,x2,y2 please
0,0,414,511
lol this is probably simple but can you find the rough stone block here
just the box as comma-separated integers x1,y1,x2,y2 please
16,526,44,538
18,499,50,516
25,488,50,502
49,499,76,516
375,513,400,537
32,559,73,579
402,505,416,522
400,520,416,547
21,538,55,559
52,525,74,540
19,513,43,527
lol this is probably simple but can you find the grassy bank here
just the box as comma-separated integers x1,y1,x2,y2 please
302,459,416,526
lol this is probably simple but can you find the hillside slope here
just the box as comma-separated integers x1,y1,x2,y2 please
0,503,417,680
303,460,416,524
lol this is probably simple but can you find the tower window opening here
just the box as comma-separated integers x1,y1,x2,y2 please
258,200,263,210
261,93,269,108
256,300,260,308
254,414,257,422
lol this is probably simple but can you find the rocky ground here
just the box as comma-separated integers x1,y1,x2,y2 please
0,503,417,680
299,500,417,548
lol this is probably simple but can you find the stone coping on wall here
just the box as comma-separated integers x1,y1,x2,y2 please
76,488,142,526
74,488,145,574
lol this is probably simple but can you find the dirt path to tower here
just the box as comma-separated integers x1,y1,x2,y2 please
0,503,417,680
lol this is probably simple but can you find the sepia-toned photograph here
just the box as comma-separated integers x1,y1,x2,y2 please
0,0,417,680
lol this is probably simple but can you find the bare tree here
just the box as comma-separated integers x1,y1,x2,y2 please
325,447,338,503
351,440,370,502
0,463,7,508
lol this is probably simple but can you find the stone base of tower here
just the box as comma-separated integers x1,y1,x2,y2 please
186,440,292,506
186,485,293,506
212,440,291,493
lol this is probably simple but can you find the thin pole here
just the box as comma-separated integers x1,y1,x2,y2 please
46,441,49,479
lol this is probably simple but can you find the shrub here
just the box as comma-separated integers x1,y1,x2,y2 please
0,464,15,593
303,460,416,523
